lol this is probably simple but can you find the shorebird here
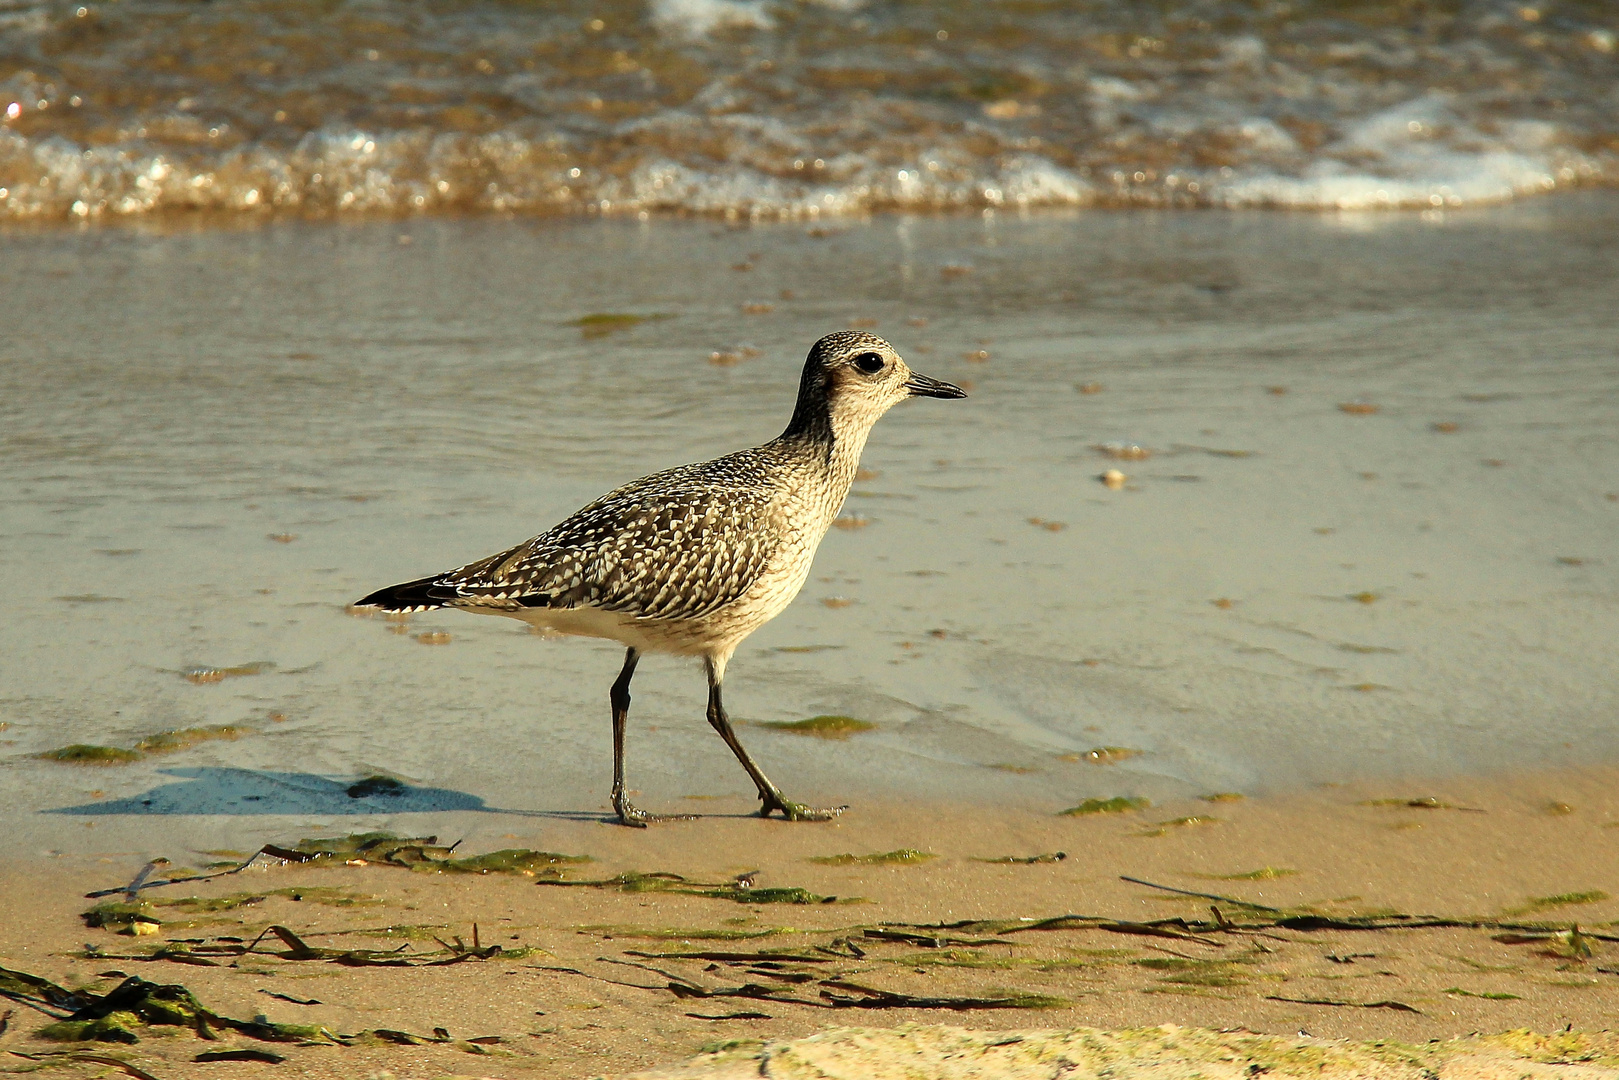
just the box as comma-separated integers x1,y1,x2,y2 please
354,331,965,826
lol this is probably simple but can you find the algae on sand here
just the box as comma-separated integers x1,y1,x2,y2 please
37,744,143,764
809,849,935,866
1504,890,1609,915
1060,796,1149,816
1,966,324,1045
36,725,254,765
82,886,379,933
1,964,496,1050
571,312,673,338
972,852,1067,864
1190,867,1296,881
273,832,591,875
759,715,875,739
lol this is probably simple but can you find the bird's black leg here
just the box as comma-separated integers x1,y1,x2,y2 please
610,648,694,827
609,647,645,826
704,659,843,822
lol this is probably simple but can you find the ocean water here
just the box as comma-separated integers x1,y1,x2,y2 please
0,0,1615,221
2,195,1616,856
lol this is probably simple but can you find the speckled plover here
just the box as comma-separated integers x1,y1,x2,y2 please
355,331,965,825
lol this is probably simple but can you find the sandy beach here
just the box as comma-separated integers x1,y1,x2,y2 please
5,1,1619,1074
3,761,1619,1077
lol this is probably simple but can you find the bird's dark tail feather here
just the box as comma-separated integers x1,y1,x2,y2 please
353,575,454,613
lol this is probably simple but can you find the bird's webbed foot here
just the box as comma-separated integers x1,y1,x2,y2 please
757,791,845,822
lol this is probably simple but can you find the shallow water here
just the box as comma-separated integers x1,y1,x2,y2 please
0,0,1616,220
2,195,1617,856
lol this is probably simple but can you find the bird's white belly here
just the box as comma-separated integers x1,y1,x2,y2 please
506,604,673,654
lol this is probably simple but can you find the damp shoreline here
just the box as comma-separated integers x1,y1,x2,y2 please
3,194,1618,861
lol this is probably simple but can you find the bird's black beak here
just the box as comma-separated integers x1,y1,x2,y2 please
903,371,968,399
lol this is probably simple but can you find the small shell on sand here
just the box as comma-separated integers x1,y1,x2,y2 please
1339,402,1379,415
267,533,298,543
414,631,452,645
821,596,854,609
1077,382,1104,394
1100,469,1126,489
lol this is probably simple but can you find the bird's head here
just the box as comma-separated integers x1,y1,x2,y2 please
792,331,965,437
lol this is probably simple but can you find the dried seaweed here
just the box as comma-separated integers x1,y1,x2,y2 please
818,980,1065,1010
7,1051,164,1080
0,964,500,1050
862,929,1014,948
2,968,326,1044
1361,797,1485,812
195,1049,285,1063
79,922,541,969
1443,986,1521,1000
1266,994,1420,1013
272,832,590,875
1122,875,1282,913
971,852,1067,864
537,871,835,904
85,833,591,901
584,958,1064,1012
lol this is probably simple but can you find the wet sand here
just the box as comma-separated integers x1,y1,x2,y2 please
4,198,1619,864
3,762,1619,1078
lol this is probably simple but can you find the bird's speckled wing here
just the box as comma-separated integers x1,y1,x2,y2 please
429,456,782,621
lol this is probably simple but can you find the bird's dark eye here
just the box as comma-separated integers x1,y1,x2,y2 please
853,352,885,374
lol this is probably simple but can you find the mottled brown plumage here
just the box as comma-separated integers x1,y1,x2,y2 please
355,330,965,825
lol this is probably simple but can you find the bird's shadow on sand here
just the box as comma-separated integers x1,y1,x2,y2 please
44,766,606,822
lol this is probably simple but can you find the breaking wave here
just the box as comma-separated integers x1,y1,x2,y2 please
0,0,1613,221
